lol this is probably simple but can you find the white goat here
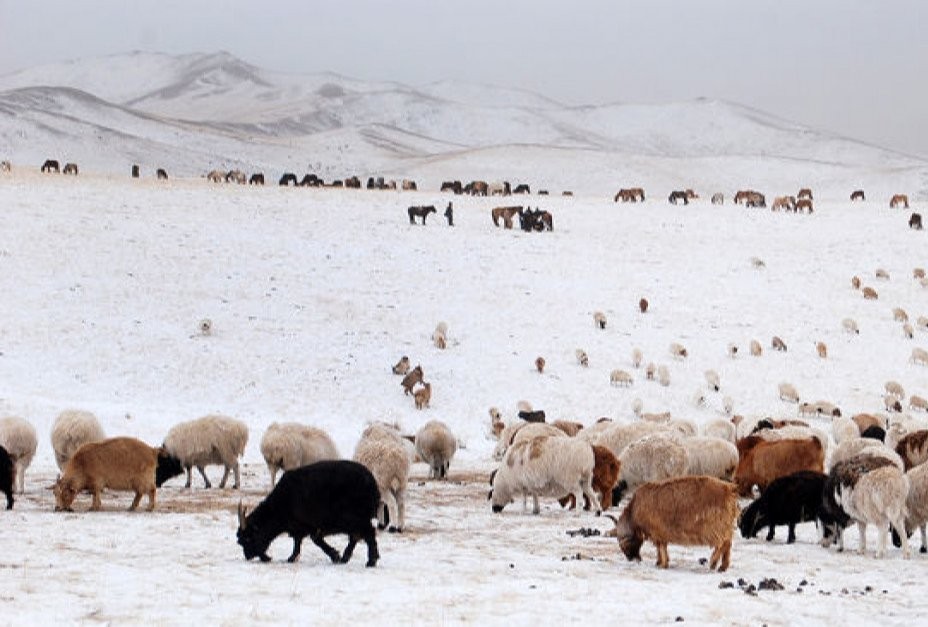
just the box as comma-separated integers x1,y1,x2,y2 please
704,369,720,392
778,382,800,403
414,420,457,479
617,433,688,496
353,423,410,532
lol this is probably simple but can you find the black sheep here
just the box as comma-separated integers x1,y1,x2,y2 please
517,410,546,423
0,445,13,510
739,470,826,543
236,460,380,567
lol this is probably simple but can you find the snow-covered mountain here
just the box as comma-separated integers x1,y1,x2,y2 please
0,51,924,189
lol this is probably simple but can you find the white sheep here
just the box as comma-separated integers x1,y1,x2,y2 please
259,422,339,488
910,395,928,413
904,323,915,339
842,318,860,334
875,268,890,280
657,365,671,387
667,418,698,438
918,317,928,332
682,436,738,481
631,348,643,369
576,349,589,367
579,420,669,460
432,321,448,349
832,416,860,445
490,435,599,515
704,369,720,392
722,396,735,416
163,414,248,489
839,465,910,558
50,409,106,471
779,382,800,403
912,348,928,366
894,307,909,322
631,398,670,423
593,311,607,329
354,428,410,532
885,381,906,400
701,418,736,443
749,339,763,357
645,362,657,380
616,433,688,496
727,343,738,359
493,422,565,461
610,369,634,387
414,420,457,480
669,342,688,360
0,416,37,494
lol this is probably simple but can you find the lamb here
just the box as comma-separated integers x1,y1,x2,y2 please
610,369,633,387
862,286,879,300
739,470,827,544
701,418,736,443
236,460,380,567
704,369,720,392
490,435,600,515
820,455,910,558
733,435,825,497
631,348,643,369
771,336,788,352
816,341,828,358
614,433,688,502
414,420,457,479
892,462,928,553
0,446,12,509
162,414,249,489
353,424,410,532
610,475,739,571
413,382,432,409
560,444,621,510
534,356,546,373
669,342,688,360
392,355,410,375
842,318,860,334
682,437,738,481
593,311,607,329
895,430,928,470
50,410,106,471
910,395,928,412
576,349,589,367
912,348,928,366
778,382,800,403
53,437,182,512
657,365,671,387
400,365,424,394
894,308,909,322
260,422,339,488
885,381,906,400
749,339,763,356
0,416,37,494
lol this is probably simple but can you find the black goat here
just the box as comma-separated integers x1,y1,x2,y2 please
237,460,380,567
739,470,826,543
0,445,13,510
518,410,546,423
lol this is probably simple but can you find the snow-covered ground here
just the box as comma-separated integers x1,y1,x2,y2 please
0,170,927,625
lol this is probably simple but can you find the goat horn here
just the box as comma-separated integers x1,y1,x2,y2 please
237,500,247,528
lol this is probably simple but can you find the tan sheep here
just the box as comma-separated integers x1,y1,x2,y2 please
912,348,928,366
750,339,763,356
657,365,671,387
610,369,634,387
771,336,788,352
645,362,657,380
904,323,915,339
778,382,800,403
816,341,828,358
669,342,688,360
885,381,906,400
862,286,879,300
851,275,862,290
910,395,928,413
631,348,643,369
593,311,607,329
875,268,890,280
894,308,909,322
392,355,410,375
842,318,860,334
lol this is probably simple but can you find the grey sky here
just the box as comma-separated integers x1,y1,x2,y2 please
1,0,926,157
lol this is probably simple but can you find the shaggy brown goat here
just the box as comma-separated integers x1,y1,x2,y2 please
401,365,423,395
733,436,825,497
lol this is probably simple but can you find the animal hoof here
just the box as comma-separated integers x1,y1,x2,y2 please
388,526,402,533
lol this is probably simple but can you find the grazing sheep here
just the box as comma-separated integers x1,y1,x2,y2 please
733,435,825,497
702,418,736,443
353,425,410,532
918,316,928,332
610,475,739,571
816,341,828,358
53,437,178,512
885,382,906,402
614,433,688,502
727,343,738,359
401,365,424,395
657,365,671,387
703,369,720,392
490,435,600,515
895,430,928,470
669,342,688,360
392,356,411,375
750,339,763,356
778,382,800,403
862,286,879,300
414,420,457,479
876,268,890,280
912,348,928,365
413,382,432,409
593,311,607,329
631,398,671,423
910,395,928,412
560,445,621,510
432,322,447,349
260,422,339,488
739,470,827,544
904,323,915,339
639,298,649,313
645,362,657,380
50,410,106,471
576,349,589,367
851,275,862,290
842,318,860,334
832,416,860,444
162,414,249,489
535,356,546,373
771,336,788,352
0,416,37,494
884,397,904,413
610,369,634,387
894,308,909,322
682,437,738,481
493,422,565,461
631,348,643,368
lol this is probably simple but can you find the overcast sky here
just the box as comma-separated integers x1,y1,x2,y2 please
1,0,926,157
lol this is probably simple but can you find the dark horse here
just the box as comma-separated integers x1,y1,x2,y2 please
520,208,553,232
249,173,265,185
131,164,140,178
156,168,168,180
850,190,865,201
41,159,60,173
668,190,689,205
408,205,437,225
911,213,923,230
279,173,298,186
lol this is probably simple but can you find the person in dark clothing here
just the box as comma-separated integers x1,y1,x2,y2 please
444,202,454,226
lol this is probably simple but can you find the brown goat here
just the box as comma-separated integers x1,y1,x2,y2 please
851,413,885,435
733,436,825,497
552,420,584,437
639,298,649,314
401,365,423,395
610,475,739,571
896,430,928,471
535,356,546,373
559,445,620,510
413,382,432,409
53,437,164,512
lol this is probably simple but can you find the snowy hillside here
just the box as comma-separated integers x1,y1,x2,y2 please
0,51,924,186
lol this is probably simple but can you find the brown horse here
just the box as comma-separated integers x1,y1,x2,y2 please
513,184,531,194
41,159,59,173
206,170,224,183
491,206,523,229
771,196,794,212
279,173,298,186
344,176,361,189
795,198,814,213
408,205,437,225
911,213,923,230
668,191,688,205
890,194,910,209
402,179,417,191
62,163,78,175
614,188,645,202
850,190,865,201
797,188,813,200
440,180,462,194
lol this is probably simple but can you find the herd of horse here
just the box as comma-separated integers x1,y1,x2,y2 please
490,205,553,231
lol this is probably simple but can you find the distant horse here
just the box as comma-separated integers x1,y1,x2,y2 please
850,190,865,201
300,174,322,187
62,163,79,175
519,208,553,232
488,181,510,196
226,170,246,184
797,188,813,200
890,194,909,209
279,173,298,186
491,206,523,229
684,189,698,200
668,190,689,205
344,176,361,189
562,191,573,196
537,190,549,195
249,173,265,185
156,168,169,180
440,180,463,194
465,180,488,196
402,179,418,191
615,188,645,202
0,160,10,172
795,198,814,213
207,170,224,183
771,196,794,212
131,164,140,178
41,159,60,173
744,192,766,208
408,205,437,225
513,184,531,194
711,193,724,205
911,213,923,230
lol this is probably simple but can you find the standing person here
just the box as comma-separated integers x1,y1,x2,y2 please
444,202,454,226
